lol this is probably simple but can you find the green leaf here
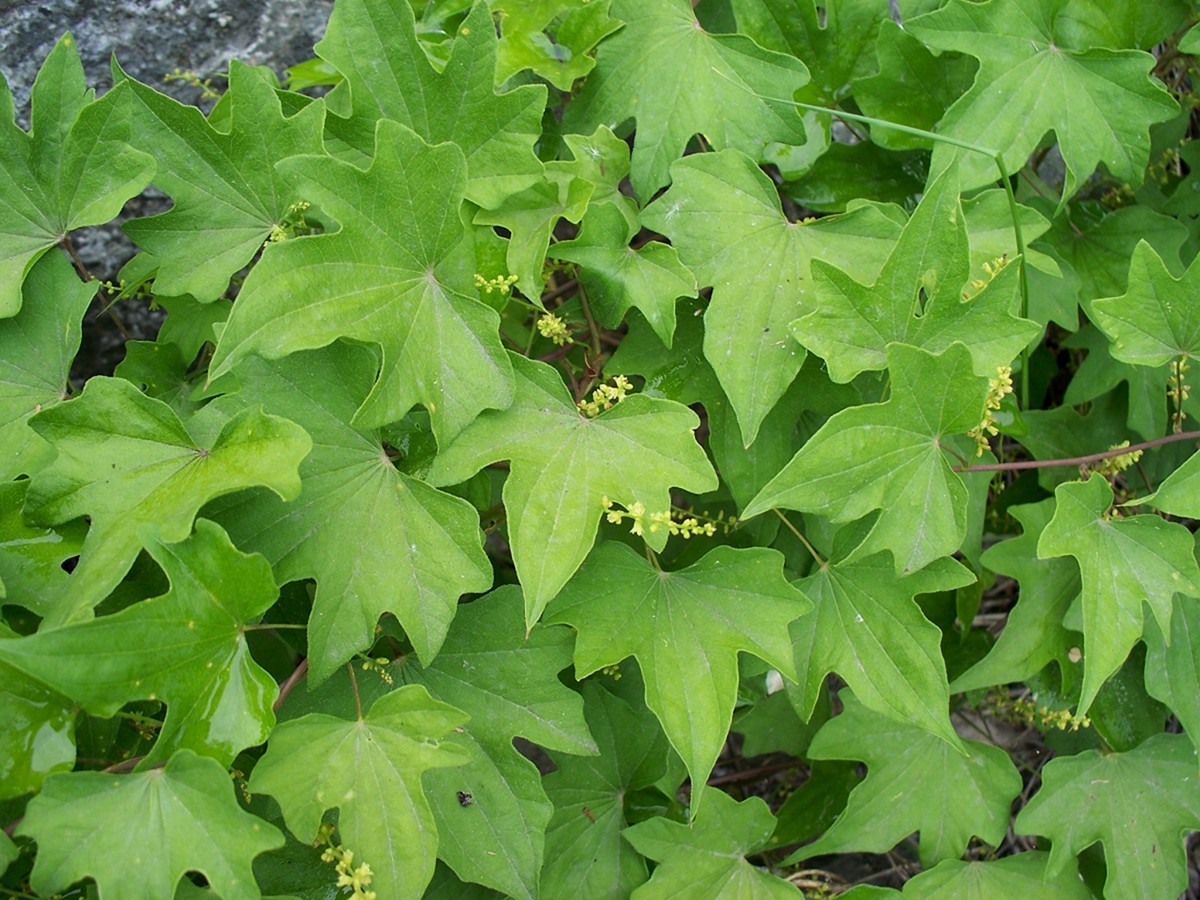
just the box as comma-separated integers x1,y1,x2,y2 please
1037,473,1200,713
0,519,280,768
1062,324,1166,440
791,693,1020,867
204,345,492,685
250,684,469,900
546,541,810,814
24,376,310,627
428,353,716,626
18,749,283,900
622,791,800,898
908,0,1178,200
794,168,1039,383
1144,595,1200,760
117,61,325,302
900,853,1091,900
0,482,84,618
493,0,623,91
790,554,975,747
209,119,514,441
1145,450,1200,517
0,830,15,875
0,250,94,480
541,682,670,899
1092,239,1200,367
1015,732,1200,900
952,500,1080,693
318,0,546,207
0,34,154,316
640,149,900,443
744,343,990,575
551,202,697,347
563,0,811,200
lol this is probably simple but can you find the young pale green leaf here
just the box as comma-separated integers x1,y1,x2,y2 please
908,0,1178,200
202,344,491,686
117,60,325,302
900,853,1091,900
25,377,309,627
952,500,1080,692
209,119,513,441
545,541,810,815
541,682,670,899
251,684,469,900
1037,473,1200,714
640,149,900,444
551,202,697,347
1015,732,1200,900
563,0,811,201
428,353,716,626
744,343,990,575
0,34,154,316
18,749,283,900
493,0,622,91
791,554,975,748
1091,239,1200,367
622,791,799,898
793,167,1039,383
1145,450,1200,518
279,586,594,899
0,250,94,480
318,0,545,207
1144,595,1200,761
0,519,279,768
790,693,1020,867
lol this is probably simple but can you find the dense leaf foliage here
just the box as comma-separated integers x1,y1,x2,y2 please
4,0,1200,897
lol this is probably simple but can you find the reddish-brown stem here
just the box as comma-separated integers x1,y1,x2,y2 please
954,430,1200,473
274,658,308,712
347,662,363,720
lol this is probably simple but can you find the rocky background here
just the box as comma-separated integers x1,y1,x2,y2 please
0,0,334,374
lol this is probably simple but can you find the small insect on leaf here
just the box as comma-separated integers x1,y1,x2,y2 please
456,790,474,807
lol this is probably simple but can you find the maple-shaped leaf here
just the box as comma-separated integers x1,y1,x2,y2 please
1037,473,1200,714
793,167,1039,383
952,500,1080,693
0,483,85,618
791,693,1020,867
908,0,1178,200
622,791,800,898
900,852,1091,900
551,202,697,347
640,149,900,444
203,344,491,685
208,119,514,441
493,0,623,91
1015,732,1200,900
0,33,154,317
1091,240,1200,367
0,621,75,799
318,0,546,207
0,519,280,768
24,377,310,627
1145,595,1200,760
1062,325,1166,441
558,125,639,225
428,353,716,626
790,553,974,747
249,684,469,900
0,250,93,480
545,541,810,814
279,586,594,899
474,167,593,300
1145,450,1200,518
18,749,282,900
116,60,325,302
562,0,811,201
744,343,990,575
541,682,670,899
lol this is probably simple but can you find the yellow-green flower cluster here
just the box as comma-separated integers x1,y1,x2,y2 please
360,656,394,685
962,254,1009,300
316,827,377,900
578,376,633,417
967,365,1014,457
1091,440,1144,478
982,689,1090,732
601,497,724,539
536,312,572,346
267,201,312,243
473,272,519,295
